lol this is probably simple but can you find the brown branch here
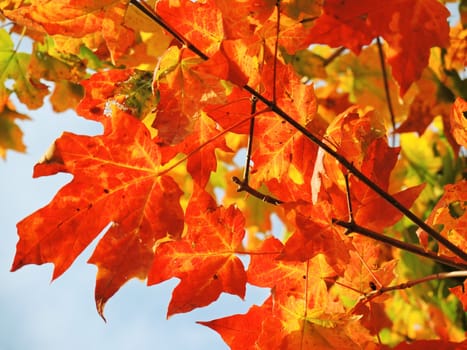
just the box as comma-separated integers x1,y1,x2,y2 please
323,46,346,67
232,176,283,205
243,96,258,184
131,0,467,262
333,219,467,270
272,0,281,103
376,37,396,142
357,270,467,305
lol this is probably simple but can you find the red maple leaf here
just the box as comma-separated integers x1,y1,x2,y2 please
4,0,135,61
12,110,184,317
308,0,450,95
148,189,247,316
153,47,229,144
156,0,224,57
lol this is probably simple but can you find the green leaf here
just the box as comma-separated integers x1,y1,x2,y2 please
0,29,48,109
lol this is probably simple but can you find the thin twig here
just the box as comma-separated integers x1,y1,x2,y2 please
243,96,257,184
333,219,467,270
323,46,346,67
376,37,396,144
358,270,467,305
131,0,467,262
232,176,283,205
343,173,354,224
272,0,281,103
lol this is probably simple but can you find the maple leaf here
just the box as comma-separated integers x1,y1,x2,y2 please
3,0,135,61
76,68,134,121
215,0,275,39
213,292,374,349
12,110,184,317
393,339,467,350
311,109,424,231
148,189,247,316
418,180,467,259
205,250,375,350
308,0,450,95
337,235,397,300
0,98,29,158
279,201,351,273
380,0,450,96
164,112,232,187
153,47,229,144
324,45,406,126
250,65,318,196
199,298,274,350
450,97,467,148
450,280,467,312
156,0,224,57
205,86,253,134
397,69,453,136
248,237,338,302
0,28,48,109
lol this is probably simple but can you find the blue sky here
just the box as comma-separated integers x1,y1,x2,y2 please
0,103,267,349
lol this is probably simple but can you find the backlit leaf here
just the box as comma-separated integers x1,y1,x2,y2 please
12,111,184,317
148,189,247,316
3,0,135,61
450,97,467,148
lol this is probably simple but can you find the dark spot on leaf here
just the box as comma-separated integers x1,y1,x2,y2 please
76,208,80,212
448,201,465,219
103,188,109,194
90,106,102,114
88,203,93,209
302,275,306,279
213,274,218,280
369,281,377,290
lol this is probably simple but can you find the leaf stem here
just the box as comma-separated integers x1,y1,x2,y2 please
243,96,258,184
272,0,281,103
376,37,396,143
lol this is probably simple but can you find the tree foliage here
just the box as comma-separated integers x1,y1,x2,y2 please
1,0,467,348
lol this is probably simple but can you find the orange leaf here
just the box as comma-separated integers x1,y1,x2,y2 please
148,189,247,316
215,0,275,39
153,47,229,144
0,99,29,159
450,97,467,148
381,0,450,95
450,280,467,312
420,180,467,259
167,113,232,187
156,0,224,57
280,201,350,271
309,0,450,95
76,69,134,122
199,298,273,350
12,111,184,317
393,339,467,350
251,66,318,197
4,0,135,61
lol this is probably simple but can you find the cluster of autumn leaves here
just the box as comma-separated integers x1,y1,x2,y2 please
1,0,467,348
